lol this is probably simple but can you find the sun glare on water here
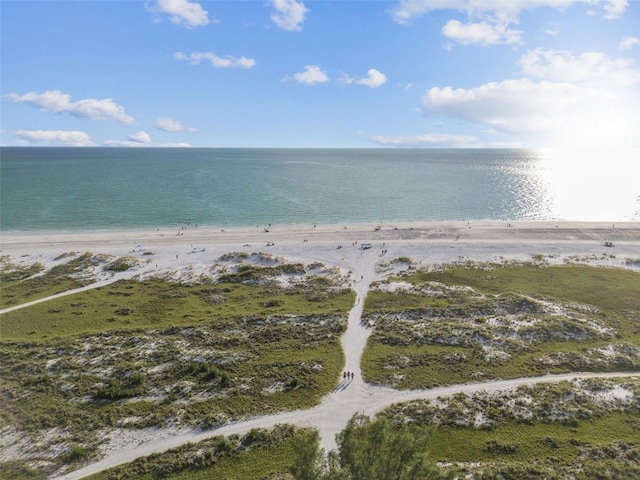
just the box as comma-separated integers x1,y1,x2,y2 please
533,147,640,221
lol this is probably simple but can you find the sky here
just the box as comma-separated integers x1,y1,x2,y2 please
1,0,640,148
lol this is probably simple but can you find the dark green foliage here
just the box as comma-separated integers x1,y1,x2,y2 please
104,258,135,272
290,429,323,480
290,415,446,480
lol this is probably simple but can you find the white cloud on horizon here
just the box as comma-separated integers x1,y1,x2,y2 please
148,0,209,28
270,0,308,31
155,117,195,132
341,69,388,88
128,131,152,144
285,65,329,85
422,76,639,147
174,51,256,69
102,140,192,147
16,130,95,146
370,132,479,147
7,90,135,124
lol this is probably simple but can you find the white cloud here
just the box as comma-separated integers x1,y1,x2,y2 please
15,130,94,146
370,132,479,147
270,0,308,32
286,65,329,85
519,48,640,87
421,77,639,147
155,116,195,132
389,1,628,45
341,69,388,88
7,90,135,124
149,0,209,28
390,0,628,24
601,0,628,19
103,139,192,147
442,19,521,45
128,131,152,144
619,35,640,50
174,51,256,69
423,79,593,132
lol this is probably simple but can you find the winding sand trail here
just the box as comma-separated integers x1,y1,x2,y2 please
3,221,639,479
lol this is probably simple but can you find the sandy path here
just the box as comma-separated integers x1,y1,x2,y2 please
55,369,639,480
2,221,639,479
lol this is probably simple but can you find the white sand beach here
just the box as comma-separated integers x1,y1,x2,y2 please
2,221,639,479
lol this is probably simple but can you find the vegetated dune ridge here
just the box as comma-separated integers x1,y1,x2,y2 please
1,221,639,479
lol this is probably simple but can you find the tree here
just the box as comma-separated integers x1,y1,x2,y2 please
291,414,444,480
290,429,323,480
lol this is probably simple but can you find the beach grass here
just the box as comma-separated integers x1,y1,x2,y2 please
362,263,640,388
0,270,352,477
52,378,640,480
0,252,97,308
378,377,640,478
0,278,355,342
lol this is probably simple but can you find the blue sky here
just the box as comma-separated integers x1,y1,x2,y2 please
2,0,639,148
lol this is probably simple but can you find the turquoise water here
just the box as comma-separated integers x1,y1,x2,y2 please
1,147,638,231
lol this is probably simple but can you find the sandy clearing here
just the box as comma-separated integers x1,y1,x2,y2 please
2,221,639,479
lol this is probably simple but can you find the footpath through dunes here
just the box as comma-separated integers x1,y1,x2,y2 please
52,240,640,480
3,222,639,479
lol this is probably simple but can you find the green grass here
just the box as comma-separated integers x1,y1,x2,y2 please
0,279,355,342
403,263,640,316
86,426,297,480
0,252,100,308
427,412,639,462
0,268,352,478
362,264,640,388
377,378,640,478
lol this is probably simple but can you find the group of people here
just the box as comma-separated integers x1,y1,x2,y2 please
343,371,355,381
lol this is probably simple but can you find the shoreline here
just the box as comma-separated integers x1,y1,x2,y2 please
2,220,639,252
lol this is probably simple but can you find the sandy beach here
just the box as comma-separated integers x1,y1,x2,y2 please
3,220,639,254
2,221,639,292
2,221,639,479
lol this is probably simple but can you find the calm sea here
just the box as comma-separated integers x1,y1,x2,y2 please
1,147,638,232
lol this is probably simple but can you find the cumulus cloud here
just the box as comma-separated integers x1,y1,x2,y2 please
285,65,329,85
389,1,628,45
600,0,628,19
442,18,521,45
423,79,594,133
270,0,308,31
370,132,479,147
341,69,387,88
7,90,135,124
519,48,640,87
15,130,94,146
148,0,209,28
155,116,195,132
174,51,256,69
421,76,640,147
128,131,152,144
619,35,640,50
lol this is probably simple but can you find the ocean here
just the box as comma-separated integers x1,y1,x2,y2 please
1,147,638,232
